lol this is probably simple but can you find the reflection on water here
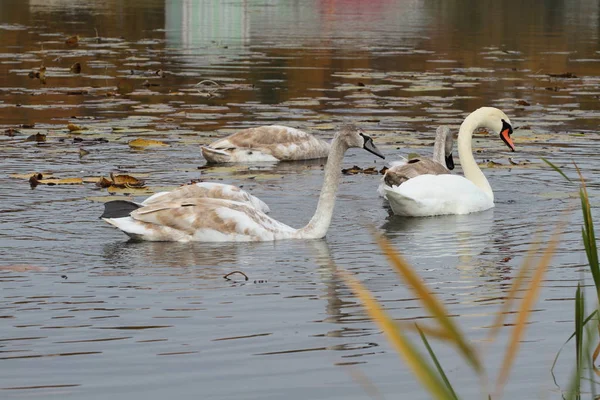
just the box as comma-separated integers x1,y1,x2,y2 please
0,0,598,398
381,209,494,258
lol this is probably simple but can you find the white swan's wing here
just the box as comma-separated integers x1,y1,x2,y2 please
202,125,330,163
104,198,294,242
141,182,270,213
384,174,493,217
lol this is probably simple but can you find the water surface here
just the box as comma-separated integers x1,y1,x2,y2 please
1,1,599,398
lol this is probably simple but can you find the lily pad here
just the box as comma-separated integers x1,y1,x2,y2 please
128,138,168,148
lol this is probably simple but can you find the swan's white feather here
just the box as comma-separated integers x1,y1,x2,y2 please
384,174,494,217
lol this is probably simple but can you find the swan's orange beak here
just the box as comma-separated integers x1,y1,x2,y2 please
499,120,515,152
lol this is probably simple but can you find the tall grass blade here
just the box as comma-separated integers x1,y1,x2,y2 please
566,303,597,400
541,157,572,182
374,232,482,374
574,284,584,398
341,271,456,400
575,284,584,371
494,226,559,396
575,164,600,301
416,325,459,400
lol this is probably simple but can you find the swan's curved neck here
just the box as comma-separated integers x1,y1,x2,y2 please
457,113,493,200
295,136,347,239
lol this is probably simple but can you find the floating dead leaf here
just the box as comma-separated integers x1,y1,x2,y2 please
110,173,145,187
96,174,146,189
28,66,46,84
37,177,83,185
380,166,389,175
79,148,90,158
21,123,35,129
128,138,168,148
547,72,577,78
96,177,113,188
65,35,79,46
67,89,88,95
29,174,40,188
70,62,81,73
25,133,46,142
4,128,17,136
363,167,379,175
11,172,49,180
342,165,364,175
516,100,531,106
68,123,85,132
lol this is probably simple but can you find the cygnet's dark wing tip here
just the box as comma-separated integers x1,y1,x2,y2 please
100,200,141,219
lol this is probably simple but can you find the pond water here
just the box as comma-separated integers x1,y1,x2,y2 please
1,0,600,398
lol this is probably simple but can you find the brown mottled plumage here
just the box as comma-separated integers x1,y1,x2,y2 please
384,158,450,187
201,125,330,163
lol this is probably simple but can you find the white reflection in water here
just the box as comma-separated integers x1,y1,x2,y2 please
381,208,494,260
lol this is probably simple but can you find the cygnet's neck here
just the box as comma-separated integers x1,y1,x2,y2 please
295,135,347,239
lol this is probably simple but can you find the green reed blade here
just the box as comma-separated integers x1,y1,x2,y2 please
416,324,459,400
541,158,571,182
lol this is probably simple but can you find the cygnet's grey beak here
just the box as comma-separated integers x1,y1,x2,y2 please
362,135,385,159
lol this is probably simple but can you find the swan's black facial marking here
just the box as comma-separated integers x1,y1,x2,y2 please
359,133,385,159
499,119,515,151
445,153,455,170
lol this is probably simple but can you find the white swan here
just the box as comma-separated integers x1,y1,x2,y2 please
384,107,515,217
102,124,384,242
378,125,454,197
201,125,330,163
141,182,270,213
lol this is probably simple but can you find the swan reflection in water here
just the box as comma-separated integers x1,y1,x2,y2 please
380,209,495,276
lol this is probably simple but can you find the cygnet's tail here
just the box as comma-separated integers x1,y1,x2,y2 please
201,146,231,163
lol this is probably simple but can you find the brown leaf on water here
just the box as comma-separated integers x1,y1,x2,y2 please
65,35,79,46
25,133,46,142
342,165,363,175
128,138,168,148
79,148,90,158
547,72,577,79
38,177,83,185
67,89,89,95
380,166,389,174
110,173,146,187
96,177,113,188
516,100,530,106
70,62,81,74
11,172,48,180
4,128,17,136
29,174,40,188
67,123,84,132
96,174,146,189
363,167,379,175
